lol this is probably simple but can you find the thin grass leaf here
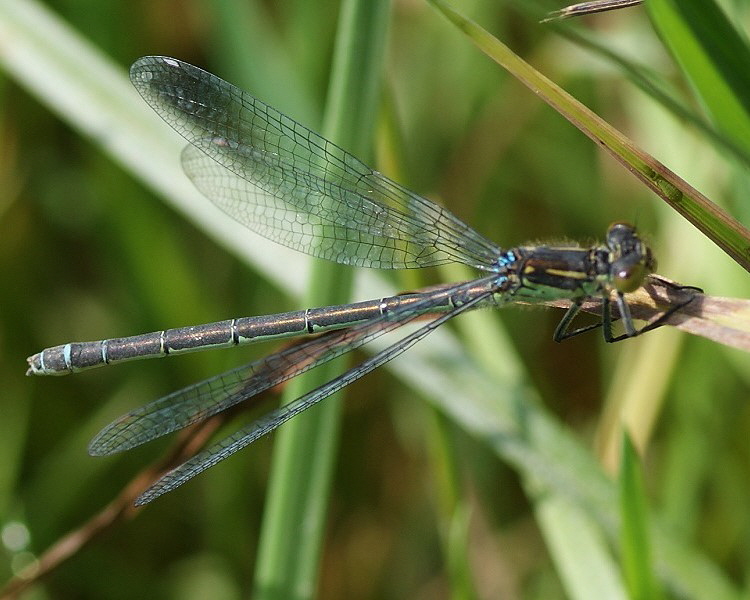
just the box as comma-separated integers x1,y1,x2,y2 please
541,19,750,170
542,0,643,22
428,0,750,273
427,411,478,600
620,433,663,600
647,0,750,159
252,1,392,599
537,495,627,599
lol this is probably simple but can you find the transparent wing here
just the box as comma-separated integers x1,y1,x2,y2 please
130,56,502,270
88,327,355,456
134,282,497,505
88,277,500,458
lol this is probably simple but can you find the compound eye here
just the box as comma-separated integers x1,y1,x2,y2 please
613,262,646,293
606,222,636,248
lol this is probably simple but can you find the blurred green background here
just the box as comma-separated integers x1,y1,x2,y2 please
2,0,750,598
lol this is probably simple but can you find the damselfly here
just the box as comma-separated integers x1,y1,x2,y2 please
27,56,682,505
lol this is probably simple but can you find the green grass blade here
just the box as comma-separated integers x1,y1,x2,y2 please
619,433,663,600
541,21,750,169
208,0,322,126
427,411,479,600
542,0,643,21
647,0,750,158
428,0,750,272
252,1,392,598
538,495,627,599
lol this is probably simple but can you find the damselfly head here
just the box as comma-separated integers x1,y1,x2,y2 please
605,222,656,293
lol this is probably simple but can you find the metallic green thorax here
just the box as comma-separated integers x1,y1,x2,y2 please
508,222,655,305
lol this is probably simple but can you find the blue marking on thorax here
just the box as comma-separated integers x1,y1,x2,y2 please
494,249,518,270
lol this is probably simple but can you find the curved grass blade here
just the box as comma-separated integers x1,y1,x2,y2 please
543,0,642,22
428,0,750,272
540,15,750,170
